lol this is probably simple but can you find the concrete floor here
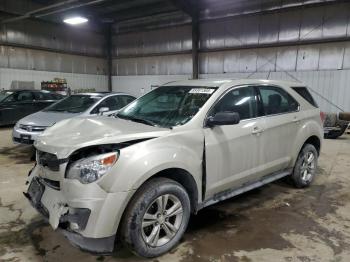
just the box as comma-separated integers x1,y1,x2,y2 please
0,127,350,262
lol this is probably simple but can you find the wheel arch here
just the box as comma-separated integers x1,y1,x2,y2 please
303,135,321,156
115,168,199,244
151,168,199,214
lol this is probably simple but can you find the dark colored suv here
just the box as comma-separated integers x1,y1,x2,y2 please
0,90,63,126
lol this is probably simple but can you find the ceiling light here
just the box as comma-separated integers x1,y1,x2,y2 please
63,16,88,25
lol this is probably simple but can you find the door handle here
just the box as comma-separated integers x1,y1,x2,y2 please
252,126,264,135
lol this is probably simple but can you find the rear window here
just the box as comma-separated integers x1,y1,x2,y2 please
291,87,318,108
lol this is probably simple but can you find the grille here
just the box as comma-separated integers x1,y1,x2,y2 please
20,124,47,132
37,151,60,171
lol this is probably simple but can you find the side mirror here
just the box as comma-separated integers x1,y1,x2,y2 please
206,112,240,127
98,107,110,115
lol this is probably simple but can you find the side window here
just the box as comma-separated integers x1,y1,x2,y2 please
118,95,135,108
291,86,318,107
209,86,258,120
92,96,119,113
3,93,16,102
259,86,299,115
34,92,44,100
17,91,34,102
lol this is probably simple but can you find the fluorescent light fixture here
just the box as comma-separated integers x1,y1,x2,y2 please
64,16,88,25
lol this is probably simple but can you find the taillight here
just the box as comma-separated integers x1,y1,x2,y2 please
320,111,326,123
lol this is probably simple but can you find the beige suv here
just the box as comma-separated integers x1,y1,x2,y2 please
25,79,323,257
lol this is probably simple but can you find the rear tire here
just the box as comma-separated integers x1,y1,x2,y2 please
291,144,318,188
121,177,190,258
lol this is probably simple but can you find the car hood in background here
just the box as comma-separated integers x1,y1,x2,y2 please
35,116,171,158
18,111,80,127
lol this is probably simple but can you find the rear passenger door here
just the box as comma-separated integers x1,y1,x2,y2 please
257,85,300,175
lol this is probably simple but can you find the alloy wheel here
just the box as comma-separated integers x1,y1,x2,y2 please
300,151,316,183
141,194,183,247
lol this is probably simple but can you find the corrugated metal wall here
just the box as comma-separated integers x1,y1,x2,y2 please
0,12,108,90
112,2,350,112
0,45,107,74
0,67,108,91
200,41,350,74
0,20,105,57
113,2,350,76
113,25,192,57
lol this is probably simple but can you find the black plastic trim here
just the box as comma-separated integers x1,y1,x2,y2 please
60,230,116,255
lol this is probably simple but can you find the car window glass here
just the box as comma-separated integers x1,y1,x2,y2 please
92,96,120,114
17,91,34,102
259,86,298,115
118,95,135,108
3,93,16,102
291,87,318,107
117,86,217,128
209,86,258,120
44,95,101,113
34,92,54,100
0,91,14,102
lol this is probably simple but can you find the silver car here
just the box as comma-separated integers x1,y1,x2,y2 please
25,79,323,257
13,92,135,144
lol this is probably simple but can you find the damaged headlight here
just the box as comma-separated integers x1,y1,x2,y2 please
66,152,118,184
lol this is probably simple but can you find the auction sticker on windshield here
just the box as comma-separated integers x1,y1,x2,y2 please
189,88,215,94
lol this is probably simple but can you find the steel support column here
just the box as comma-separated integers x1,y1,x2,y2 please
106,23,113,92
192,15,199,79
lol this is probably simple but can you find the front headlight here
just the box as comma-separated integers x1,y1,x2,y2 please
66,152,118,184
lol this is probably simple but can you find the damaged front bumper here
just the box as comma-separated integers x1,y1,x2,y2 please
24,165,132,254
24,176,116,254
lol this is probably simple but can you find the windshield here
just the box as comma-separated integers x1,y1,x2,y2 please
44,95,101,113
117,86,217,128
0,91,13,102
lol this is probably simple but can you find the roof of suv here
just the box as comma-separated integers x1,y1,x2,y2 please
163,79,302,88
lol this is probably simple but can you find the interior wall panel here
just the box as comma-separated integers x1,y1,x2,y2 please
200,41,350,75
0,45,107,75
199,2,350,49
113,25,191,57
112,75,191,97
113,54,192,75
0,68,108,91
0,20,105,57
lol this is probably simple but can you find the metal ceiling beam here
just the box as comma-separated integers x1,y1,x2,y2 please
99,2,178,22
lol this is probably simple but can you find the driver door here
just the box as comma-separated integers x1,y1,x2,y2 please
204,86,265,199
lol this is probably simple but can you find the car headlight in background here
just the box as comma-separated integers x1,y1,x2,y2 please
66,152,118,184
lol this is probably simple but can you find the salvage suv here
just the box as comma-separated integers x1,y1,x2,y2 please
25,79,323,257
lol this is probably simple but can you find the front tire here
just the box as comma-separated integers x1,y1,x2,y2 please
121,177,190,258
291,144,318,188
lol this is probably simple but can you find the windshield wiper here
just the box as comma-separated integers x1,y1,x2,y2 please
118,115,157,127
46,109,68,112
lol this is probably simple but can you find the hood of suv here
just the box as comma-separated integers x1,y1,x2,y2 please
35,116,171,158
18,111,80,127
